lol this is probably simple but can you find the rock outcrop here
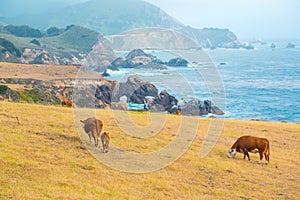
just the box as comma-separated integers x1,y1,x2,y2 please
166,57,188,67
179,99,224,116
0,76,224,116
109,49,166,70
94,76,159,105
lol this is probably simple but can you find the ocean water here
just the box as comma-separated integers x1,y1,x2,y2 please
109,40,300,123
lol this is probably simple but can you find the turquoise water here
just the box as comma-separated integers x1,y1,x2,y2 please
109,41,300,123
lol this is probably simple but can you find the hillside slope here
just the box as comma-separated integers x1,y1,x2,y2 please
0,25,115,65
0,101,299,199
0,0,250,49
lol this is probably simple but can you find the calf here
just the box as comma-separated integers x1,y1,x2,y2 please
227,135,270,164
101,132,110,153
80,117,103,147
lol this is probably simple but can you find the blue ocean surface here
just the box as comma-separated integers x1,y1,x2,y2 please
109,40,300,123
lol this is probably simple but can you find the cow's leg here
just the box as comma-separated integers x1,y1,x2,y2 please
87,131,92,143
244,149,250,161
102,143,106,153
92,132,98,147
264,152,269,164
263,151,269,164
102,138,108,153
258,152,263,164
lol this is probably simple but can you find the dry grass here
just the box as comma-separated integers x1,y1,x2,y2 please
0,62,100,81
0,101,299,199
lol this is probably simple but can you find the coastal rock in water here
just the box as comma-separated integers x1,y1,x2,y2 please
167,57,188,67
153,90,178,112
101,69,110,77
109,49,165,69
270,43,276,48
286,43,295,48
181,99,203,116
109,57,125,70
180,99,224,116
91,76,224,115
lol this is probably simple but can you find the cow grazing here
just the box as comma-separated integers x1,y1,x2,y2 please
227,135,270,164
61,99,73,107
80,117,103,147
175,109,182,115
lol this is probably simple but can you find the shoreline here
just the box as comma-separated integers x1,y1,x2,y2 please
0,101,299,125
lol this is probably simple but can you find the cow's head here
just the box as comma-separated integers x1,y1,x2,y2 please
227,148,237,158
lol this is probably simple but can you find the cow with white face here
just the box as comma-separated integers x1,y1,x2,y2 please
227,135,270,164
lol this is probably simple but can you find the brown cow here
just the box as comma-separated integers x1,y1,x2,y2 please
101,132,110,153
80,117,110,153
80,117,103,147
175,109,182,115
227,135,270,164
61,99,73,107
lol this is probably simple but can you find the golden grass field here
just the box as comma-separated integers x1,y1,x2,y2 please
0,101,299,199
0,62,100,81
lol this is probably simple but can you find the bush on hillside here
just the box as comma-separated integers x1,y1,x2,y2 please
0,85,8,94
0,38,22,57
30,39,41,46
46,27,64,37
4,25,43,38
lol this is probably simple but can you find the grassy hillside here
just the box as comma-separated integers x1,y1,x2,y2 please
41,25,99,53
0,101,299,199
0,62,100,81
0,25,99,53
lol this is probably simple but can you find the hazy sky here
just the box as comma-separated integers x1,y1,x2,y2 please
144,0,300,39
145,0,300,39
0,0,299,39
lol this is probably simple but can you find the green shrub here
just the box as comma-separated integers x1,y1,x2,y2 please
30,39,41,46
4,25,43,38
46,27,64,37
0,38,22,57
5,78,16,84
0,85,8,94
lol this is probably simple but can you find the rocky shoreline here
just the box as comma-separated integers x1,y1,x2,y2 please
0,49,224,117
0,74,224,117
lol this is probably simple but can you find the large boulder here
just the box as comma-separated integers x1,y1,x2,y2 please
94,76,159,105
119,76,158,104
167,57,188,67
155,90,178,112
109,49,165,69
180,99,224,116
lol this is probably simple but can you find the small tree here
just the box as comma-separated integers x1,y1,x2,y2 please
0,85,8,94
30,39,41,46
